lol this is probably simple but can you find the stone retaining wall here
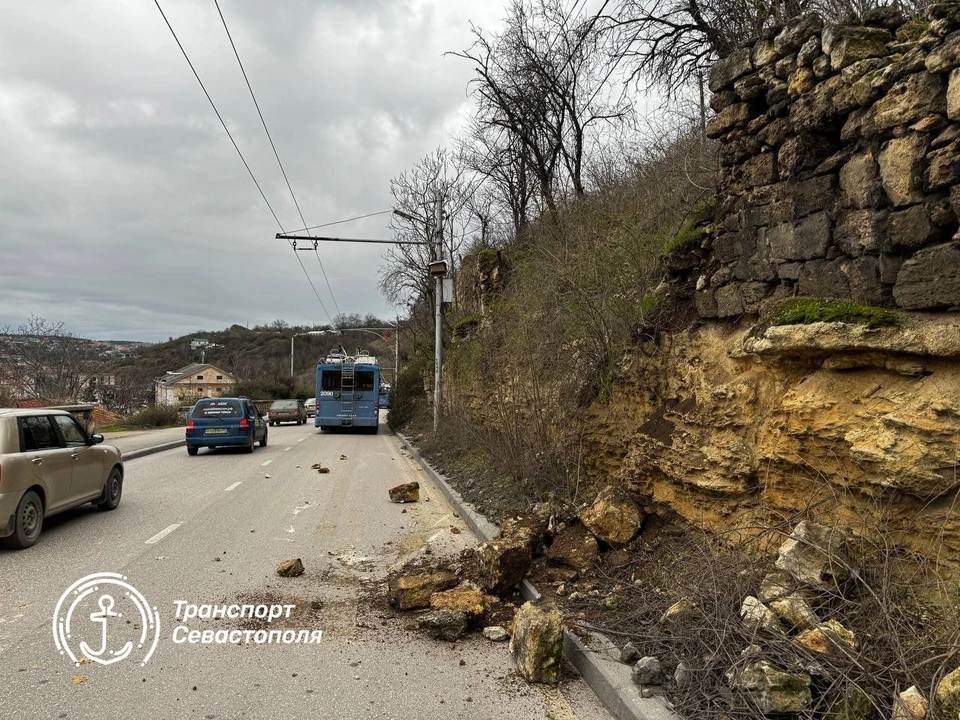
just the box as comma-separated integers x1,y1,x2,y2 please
694,2,960,318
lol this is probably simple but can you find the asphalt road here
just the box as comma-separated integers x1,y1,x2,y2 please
0,417,612,720
102,426,186,454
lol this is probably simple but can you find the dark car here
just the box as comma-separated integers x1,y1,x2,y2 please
186,397,267,455
268,399,307,426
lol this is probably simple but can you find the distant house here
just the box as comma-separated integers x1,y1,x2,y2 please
154,363,237,406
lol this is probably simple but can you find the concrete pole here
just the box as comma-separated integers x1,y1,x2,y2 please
433,195,443,433
290,335,295,377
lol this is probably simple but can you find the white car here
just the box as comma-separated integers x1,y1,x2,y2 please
304,398,317,418
0,409,123,548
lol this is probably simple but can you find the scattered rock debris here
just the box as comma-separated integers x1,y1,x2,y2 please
339,454,347,460
388,482,420,503
276,558,305,577
310,463,330,474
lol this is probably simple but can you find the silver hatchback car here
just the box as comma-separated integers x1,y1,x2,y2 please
0,409,124,549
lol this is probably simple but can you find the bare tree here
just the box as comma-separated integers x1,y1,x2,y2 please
453,0,631,210
0,316,99,403
607,0,932,96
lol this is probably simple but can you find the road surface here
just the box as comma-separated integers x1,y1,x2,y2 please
0,417,612,720
102,426,185,454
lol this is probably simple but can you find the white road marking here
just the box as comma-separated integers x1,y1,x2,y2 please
145,523,183,545
283,446,292,452
298,438,305,442
261,459,273,467
224,482,242,492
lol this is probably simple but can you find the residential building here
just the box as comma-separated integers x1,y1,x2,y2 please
154,363,237,406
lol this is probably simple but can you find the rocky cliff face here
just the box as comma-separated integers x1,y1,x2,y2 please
691,4,960,318
585,313,960,569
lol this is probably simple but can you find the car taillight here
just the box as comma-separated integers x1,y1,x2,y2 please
186,420,194,434
239,418,249,431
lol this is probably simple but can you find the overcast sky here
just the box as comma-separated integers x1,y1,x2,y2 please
0,0,506,341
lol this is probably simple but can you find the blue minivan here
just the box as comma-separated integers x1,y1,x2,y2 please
185,397,267,455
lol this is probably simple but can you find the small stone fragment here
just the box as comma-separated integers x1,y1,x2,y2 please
740,596,786,635
620,641,641,664
276,558,305,577
893,685,928,720
482,626,509,642
632,656,664,686
936,666,960,716
659,598,698,627
418,609,468,641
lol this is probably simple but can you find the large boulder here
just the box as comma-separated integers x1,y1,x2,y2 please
389,571,458,610
548,523,599,572
936,666,960,716
476,538,532,594
774,521,852,590
499,511,548,554
726,660,812,714
510,601,564,684
579,486,644,546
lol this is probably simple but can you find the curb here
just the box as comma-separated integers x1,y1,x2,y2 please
123,439,186,460
395,433,679,720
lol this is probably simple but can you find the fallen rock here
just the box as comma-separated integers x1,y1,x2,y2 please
499,512,548,554
547,523,599,573
936,666,960,716
418,609,468,641
388,482,420,503
726,660,812,714
510,601,563,684
620,641,641,664
740,596,786,635
476,538,532,594
276,558,305,577
430,585,488,621
632,656,664,686
674,662,692,687
893,686,928,720
482,626,509,642
795,620,858,655
775,521,852,590
826,684,880,720
659,598,698,627
579,486,644,546
770,593,819,631
389,571,457,610
310,462,330,474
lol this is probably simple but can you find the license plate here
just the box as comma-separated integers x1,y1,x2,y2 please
205,428,229,435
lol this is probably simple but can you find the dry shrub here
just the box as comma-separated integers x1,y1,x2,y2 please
582,513,960,719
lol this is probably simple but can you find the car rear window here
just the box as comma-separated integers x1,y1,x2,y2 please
192,399,242,418
270,400,299,409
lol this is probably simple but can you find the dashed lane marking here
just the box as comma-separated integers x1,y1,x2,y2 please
144,523,183,545
224,482,242,492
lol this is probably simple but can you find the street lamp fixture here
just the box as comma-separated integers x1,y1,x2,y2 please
290,330,325,378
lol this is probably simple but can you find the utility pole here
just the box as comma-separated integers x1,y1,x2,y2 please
433,194,443,433
394,314,400,385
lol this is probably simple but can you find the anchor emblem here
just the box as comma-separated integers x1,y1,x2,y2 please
79,595,133,666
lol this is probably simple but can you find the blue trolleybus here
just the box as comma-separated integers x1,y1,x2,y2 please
315,347,380,433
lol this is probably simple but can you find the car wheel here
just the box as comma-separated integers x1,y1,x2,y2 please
245,436,255,453
3,490,44,549
187,446,199,456
259,430,268,447
98,468,123,511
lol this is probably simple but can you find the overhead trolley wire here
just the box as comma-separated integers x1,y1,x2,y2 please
154,0,334,323
215,0,342,318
